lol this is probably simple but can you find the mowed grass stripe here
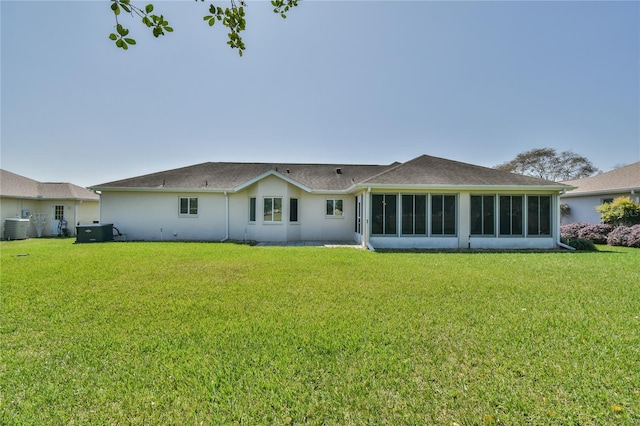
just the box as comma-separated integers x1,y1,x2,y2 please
1,239,639,425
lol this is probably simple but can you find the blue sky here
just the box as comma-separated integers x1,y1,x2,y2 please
2,0,639,187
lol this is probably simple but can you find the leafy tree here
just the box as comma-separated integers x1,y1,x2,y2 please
494,148,599,181
596,197,640,227
109,0,299,55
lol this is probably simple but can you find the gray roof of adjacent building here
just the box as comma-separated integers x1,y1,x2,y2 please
561,161,640,196
91,155,569,193
0,169,99,201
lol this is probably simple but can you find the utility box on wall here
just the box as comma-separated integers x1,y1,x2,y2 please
76,224,114,243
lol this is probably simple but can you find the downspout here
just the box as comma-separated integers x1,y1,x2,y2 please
556,190,575,251
221,191,229,242
365,187,375,251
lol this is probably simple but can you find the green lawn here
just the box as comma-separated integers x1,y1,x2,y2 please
1,239,639,425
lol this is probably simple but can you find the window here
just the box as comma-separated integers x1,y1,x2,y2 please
54,205,64,221
290,198,298,222
470,195,495,235
372,194,397,235
527,195,551,236
179,197,198,216
326,199,343,216
401,194,427,235
499,195,523,235
431,195,456,235
264,197,282,222
249,197,256,222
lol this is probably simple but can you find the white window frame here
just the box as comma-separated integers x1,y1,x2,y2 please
263,197,283,223
179,197,198,217
326,199,344,217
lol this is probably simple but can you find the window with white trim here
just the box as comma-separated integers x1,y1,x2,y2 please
290,198,299,222
326,199,343,217
264,197,282,222
179,197,198,216
249,197,256,222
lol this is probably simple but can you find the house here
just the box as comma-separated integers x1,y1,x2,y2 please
91,155,570,249
0,169,100,238
560,161,640,224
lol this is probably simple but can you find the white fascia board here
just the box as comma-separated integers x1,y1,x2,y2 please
232,170,313,193
350,184,570,192
88,186,228,193
560,186,640,198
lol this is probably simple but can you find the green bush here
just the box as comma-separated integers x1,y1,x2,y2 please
561,237,597,251
596,197,640,226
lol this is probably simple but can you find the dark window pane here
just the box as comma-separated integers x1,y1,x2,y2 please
249,198,256,221
499,196,511,235
402,195,414,234
189,198,198,215
326,200,333,216
540,196,551,235
527,196,539,235
512,196,523,235
415,195,427,234
470,196,482,235
483,195,495,235
432,195,443,235
180,198,189,215
372,195,383,234
385,195,397,235
264,198,273,221
443,195,456,235
290,198,298,222
335,199,343,216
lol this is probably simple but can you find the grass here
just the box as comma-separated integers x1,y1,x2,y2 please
1,239,639,425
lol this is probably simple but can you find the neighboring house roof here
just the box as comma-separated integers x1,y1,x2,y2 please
561,161,640,197
91,155,568,193
0,169,99,201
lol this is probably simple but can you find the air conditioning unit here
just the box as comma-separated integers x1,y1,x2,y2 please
4,218,30,240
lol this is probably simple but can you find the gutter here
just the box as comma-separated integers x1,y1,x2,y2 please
557,240,575,251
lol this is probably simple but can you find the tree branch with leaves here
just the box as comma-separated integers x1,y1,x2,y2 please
109,0,299,55
494,147,599,182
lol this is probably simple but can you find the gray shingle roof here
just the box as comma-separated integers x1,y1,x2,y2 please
561,161,640,195
93,162,396,192
92,155,567,192
0,169,99,201
361,155,564,187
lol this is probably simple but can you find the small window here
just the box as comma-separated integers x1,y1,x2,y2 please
290,198,298,222
326,199,343,217
179,197,198,216
54,205,64,221
264,197,282,222
249,197,256,222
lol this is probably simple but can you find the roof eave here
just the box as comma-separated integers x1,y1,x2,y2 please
560,186,640,198
351,183,569,192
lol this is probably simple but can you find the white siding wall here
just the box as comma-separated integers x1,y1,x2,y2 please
560,192,635,224
227,176,355,242
100,191,227,241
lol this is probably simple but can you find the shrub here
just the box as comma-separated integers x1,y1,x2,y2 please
578,223,613,244
627,224,640,248
596,197,640,226
607,226,633,247
560,222,589,239
561,237,597,251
